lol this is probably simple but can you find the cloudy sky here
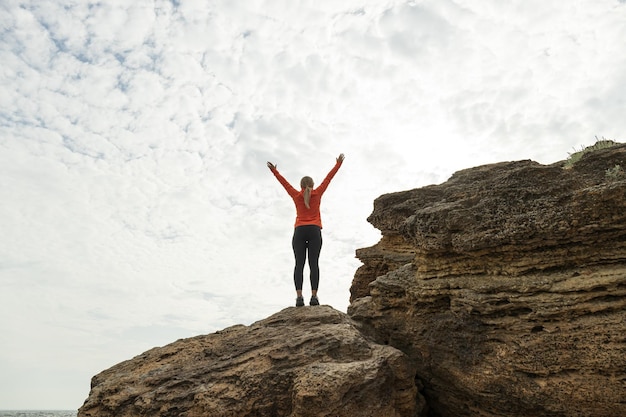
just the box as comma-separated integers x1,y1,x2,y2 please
1,0,625,410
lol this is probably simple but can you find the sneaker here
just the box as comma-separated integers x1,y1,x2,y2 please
296,296,304,307
309,295,319,306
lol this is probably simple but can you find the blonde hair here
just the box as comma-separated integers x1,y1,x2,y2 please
300,176,314,208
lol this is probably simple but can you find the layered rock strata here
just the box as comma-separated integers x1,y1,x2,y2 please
78,306,425,417
349,144,626,416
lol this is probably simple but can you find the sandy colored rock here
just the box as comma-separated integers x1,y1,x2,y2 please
78,306,424,417
349,144,626,417
78,142,626,417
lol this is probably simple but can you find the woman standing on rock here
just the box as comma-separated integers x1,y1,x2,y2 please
267,153,345,307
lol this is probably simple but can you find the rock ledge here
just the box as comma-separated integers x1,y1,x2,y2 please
78,306,424,417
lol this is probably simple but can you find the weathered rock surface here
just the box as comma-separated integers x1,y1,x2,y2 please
78,306,424,417
349,144,626,416
79,143,626,417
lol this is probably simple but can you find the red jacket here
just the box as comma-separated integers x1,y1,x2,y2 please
270,160,342,228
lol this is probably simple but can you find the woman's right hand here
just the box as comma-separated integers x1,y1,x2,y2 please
267,161,277,170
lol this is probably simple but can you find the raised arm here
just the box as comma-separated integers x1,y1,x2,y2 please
316,153,345,194
267,161,299,197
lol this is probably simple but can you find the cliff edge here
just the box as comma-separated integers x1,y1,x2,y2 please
349,142,626,416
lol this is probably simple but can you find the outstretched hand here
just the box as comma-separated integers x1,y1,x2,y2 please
336,153,345,163
267,161,277,170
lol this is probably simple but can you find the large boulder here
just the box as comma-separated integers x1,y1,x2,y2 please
78,306,424,417
349,143,626,417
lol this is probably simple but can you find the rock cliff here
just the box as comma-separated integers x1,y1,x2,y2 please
78,306,424,417
349,143,626,416
79,142,626,417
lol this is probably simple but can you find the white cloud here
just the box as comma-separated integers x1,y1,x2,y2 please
1,0,626,409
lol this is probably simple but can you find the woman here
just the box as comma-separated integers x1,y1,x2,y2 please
267,153,345,307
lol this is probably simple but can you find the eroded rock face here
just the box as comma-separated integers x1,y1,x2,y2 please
78,306,425,417
349,144,626,417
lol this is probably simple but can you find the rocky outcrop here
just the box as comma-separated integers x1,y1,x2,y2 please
79,143,626,417
349,143,626,416
78,306,425,417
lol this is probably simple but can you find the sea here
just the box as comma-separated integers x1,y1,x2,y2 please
0,412,77,417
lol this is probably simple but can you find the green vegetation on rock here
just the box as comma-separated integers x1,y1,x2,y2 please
564,137,621,168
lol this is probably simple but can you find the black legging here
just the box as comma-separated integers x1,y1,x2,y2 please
292,225,322,291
